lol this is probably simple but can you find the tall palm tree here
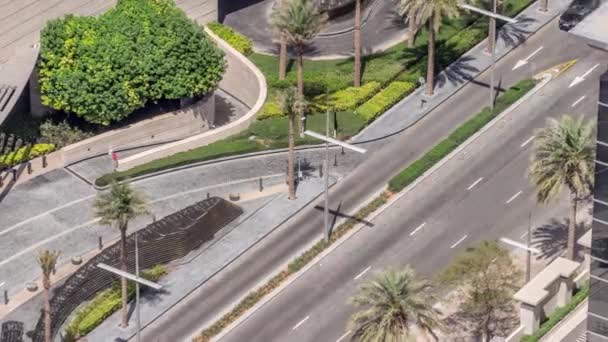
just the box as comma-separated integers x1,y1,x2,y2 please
272,0,289,80
279,87,306,200
37,249,60,342
353,0,362,87
529,115,594,260
540,0,548,12
349,267,442,341
398,3,418,48
94,182,148,327
270,0,328,97
399,0,460,96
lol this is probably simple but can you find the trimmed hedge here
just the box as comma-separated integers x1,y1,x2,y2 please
66,265,167,339
257,101,282,120
357,82,416,122
195,192,391,341
388,79,536,192
521,283,589,342
0,143,55,167
207,21,253,56
314,82,382,112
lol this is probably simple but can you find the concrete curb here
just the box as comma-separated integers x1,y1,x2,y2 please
206,75,552,342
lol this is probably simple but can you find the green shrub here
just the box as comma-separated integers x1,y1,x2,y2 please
521,283,589,342
388,79,536,192
357,82,416,122
39,120,93,147
257,101,283,120
67,265,168,337
39,0,225,125
314,82,381,111
207,21,253,56
0,143,55,167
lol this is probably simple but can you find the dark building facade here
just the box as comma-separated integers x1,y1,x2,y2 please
588,70,608,341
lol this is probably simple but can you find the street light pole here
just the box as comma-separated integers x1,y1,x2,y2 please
490,0,497,111
324,109,330,241
135,230,141,342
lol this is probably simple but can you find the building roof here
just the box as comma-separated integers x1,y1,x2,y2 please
569,1,608,51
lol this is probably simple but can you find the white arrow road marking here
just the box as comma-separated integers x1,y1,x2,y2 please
467,177,483,190
572,96,586,107
506,190,523,204
336,331,352,342
500,237,540,254
292,316,310,330
521,136,535,148
409,222,426,236
569,64,600,88
451,235,468,249
0,282,4,287
512,46,543,70
354,266,372,280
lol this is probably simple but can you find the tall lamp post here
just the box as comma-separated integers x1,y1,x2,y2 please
304,110,367,242
459,2,518,111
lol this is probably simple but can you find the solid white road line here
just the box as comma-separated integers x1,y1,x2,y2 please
506,190,523,204
354,266,372,280
409,222,426,236
336,330,352,342
572,96,586,107
292,316,310,330
451,235,468,249
500,237,540,254
467,177,483,190
520,136,535,148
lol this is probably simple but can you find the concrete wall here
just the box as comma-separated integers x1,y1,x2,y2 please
61,94,214,165
117,26,267,171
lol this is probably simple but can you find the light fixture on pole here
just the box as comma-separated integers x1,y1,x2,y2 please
304,112,366,242
458,2,517,111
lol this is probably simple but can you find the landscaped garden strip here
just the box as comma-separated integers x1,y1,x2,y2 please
194,79,537,342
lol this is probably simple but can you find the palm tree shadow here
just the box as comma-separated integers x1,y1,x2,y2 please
497,16,535,48
532,218,590,260
435,55,480,87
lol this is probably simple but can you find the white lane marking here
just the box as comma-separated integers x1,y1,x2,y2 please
506,190,523,204
512,46,544,70
292,316,310,330
572,96,586,107
0,282,4,287
500,237,540,254
520,136,535,148
520,231,528,239
409,222,426,236
336,331,352,342
354,266,372,280
569,63,600,88
450,235,468,249
467,177,483,190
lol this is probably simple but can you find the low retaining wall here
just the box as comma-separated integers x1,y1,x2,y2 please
116,26,267,171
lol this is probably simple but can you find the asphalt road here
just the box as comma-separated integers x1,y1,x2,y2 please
219,47,606,342
138,19,604,342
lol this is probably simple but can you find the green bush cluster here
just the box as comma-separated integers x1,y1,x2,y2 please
207,21,253,56
66,265,167,339
196,192,391,341
315,82,382,112
39,120,93,148
388,79,536,192
521,283,589,342
257,101,283,120
39,0,225,125
357,82,416,122
0,144,55,167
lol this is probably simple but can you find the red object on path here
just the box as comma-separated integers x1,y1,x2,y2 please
112,152,118,161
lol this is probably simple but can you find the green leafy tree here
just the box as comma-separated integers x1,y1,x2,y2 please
37,250,61,342
529,115,594,260
349,267,442,341
270,0,327,133
94,182,148,328
398,0,460,96
439,241,521,341
39,0,225,125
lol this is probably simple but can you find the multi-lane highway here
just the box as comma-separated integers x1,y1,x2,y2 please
219,41,606,342
139,17,606,342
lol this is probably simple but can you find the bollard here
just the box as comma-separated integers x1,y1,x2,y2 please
98,236,103,250
207,192,210,199
42,155,47,168
259,177,263,192
319,164,323,178
334,153,338,167
341,146,345,155
3,290,7,305
27,162,32,174
11,169,16,182
0,173,3,187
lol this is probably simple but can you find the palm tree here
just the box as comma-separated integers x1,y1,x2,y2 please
398,3,419,48
272,0,289,80
94,182,148,327
279,87,306,200
353,0,362,87
349,267,442,341
399,0,460,96
37,249,60,342
529,115,594,260
540,0,548,12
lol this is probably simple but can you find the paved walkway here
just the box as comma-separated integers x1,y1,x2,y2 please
223,0,406,58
